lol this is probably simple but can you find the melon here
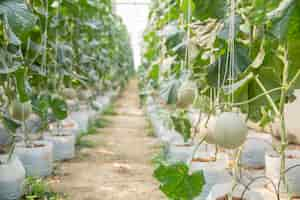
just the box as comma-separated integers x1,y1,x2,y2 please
197,116,216,144
62,88,77,100
9,101,32,121
177,80,196,108
78,90,92,101
211,112,248,149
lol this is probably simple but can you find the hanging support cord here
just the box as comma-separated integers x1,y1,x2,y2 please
219,0,236,110
54,0,62,93
185,0,191,72
228,0,236,107
55,0,63,135
42,0,49,75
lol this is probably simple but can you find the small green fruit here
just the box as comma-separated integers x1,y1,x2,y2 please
9,101,32,121
78,90,92,101
61,88,77,100
177,81,196,108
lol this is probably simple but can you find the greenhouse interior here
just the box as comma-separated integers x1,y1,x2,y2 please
0,0,300,200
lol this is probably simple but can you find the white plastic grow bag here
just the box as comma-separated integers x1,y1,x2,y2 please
167,143,196,163
44,133,75,161
70,110,89,134
265,150,300,197
206,183,264,200
14,140,53,177
49,119,80,138
0,155,25,200
241,132,273,169
190,152,231,200
91,100,103,112
96,95,110,110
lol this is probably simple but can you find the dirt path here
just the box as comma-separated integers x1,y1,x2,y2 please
50,80,164,200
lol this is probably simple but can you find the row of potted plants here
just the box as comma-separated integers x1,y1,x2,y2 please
140,0,300,199
0,0,133,199
0,89,117,200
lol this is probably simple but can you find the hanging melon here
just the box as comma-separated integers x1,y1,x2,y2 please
211,112,248,149
197,116,216,144
78,89,92,101
177,80,196,108
62,88,77,100
9,101,32,121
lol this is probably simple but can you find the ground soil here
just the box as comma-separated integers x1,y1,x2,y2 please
50,80,165,200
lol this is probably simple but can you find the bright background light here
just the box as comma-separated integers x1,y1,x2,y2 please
115,0,150,69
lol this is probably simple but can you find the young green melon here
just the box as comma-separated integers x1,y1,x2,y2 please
9,101,32,121
212,112,248,149
177,81,196,108
62,88,77,100
78,90,92,101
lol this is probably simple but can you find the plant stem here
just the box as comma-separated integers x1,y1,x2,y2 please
287,69,300,90
254,76,280,115
188,135,207,168
278,44,289,187
7,133,16,163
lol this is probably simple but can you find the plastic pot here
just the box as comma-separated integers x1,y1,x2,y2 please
49,119,80,138
70,111,89,134
96,95,110,110
265,150,300,197
0,155,25,200
241,132,273,169
14,140,53,177
44,132,75,161
190,152,231,199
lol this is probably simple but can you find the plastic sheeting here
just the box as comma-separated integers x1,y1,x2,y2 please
190,152,231,200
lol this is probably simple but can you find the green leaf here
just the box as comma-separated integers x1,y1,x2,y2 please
50,95,68,121
2,114,21,133
223,73,254,95
15,67,31,102
147,64,160,82
0,0,37,41
193,0,227,21
0,48,23,74
180,0,195,23
32,94,50,119
268,1,296,40
160,78,181,104
218,15,242,41
154,162,205,200
171,110,192,142
207,43,251,87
